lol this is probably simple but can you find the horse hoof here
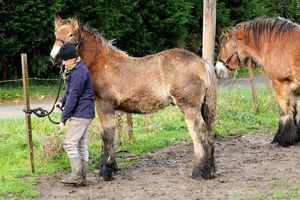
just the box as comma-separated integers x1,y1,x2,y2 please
191,160,216,180
272,132,298,147
273,119,299,147
97,160,118,172
99,165,114,181
103,175,114,181
191,171,215,180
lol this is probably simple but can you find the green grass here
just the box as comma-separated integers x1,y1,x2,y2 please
0,85,283,199
215,85,278,136
0,80,65,102
235,65,262,77
0,117,70,199
248,177,300,200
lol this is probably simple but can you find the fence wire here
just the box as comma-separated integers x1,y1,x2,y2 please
0,78,60,83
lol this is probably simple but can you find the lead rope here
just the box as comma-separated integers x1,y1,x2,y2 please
23,65,64,124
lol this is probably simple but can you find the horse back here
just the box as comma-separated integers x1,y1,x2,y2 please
261,28,300,81
92,48,211,114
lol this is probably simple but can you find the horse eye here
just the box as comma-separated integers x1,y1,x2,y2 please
69,33,74,38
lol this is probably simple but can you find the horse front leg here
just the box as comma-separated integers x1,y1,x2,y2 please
182,107,215,180
95,100,117,181
99,124,118,181
272,81,298,146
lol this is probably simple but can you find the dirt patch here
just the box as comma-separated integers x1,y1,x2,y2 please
34,134,300,200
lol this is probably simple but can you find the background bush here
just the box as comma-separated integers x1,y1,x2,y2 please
1,0,299,80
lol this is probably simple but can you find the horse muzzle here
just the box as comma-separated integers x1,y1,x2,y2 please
50,56,62,66
215,61,230,79
50,46,63,66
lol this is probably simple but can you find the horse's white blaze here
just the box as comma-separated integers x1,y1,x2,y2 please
50,46,61,60
215,61,229,79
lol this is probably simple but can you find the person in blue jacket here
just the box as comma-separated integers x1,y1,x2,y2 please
55,42,95,186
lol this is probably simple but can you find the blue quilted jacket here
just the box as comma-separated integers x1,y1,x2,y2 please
59,60,95,123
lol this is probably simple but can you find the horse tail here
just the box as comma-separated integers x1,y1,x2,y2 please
201,61,217,132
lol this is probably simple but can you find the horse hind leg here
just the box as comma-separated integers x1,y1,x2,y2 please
182,106,216,180
272,83,298,146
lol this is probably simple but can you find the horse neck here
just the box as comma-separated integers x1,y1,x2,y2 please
78,30,109,69
78,30,128,69
238,30,271,67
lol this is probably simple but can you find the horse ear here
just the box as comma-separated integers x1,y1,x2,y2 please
71,15,80,30
54,15,63,29
221,28,229,38
222,28,228,36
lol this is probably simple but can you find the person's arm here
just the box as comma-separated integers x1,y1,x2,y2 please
60,72,86,123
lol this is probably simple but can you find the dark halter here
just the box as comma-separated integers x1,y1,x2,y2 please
218,37,241,71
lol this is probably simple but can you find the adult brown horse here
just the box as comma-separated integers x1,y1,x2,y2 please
215,17,300,147
50,16,217,180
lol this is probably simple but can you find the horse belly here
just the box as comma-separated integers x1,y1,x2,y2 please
118,92,172,114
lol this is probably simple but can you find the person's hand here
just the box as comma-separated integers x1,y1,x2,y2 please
55,102,63,110
55,102,62,108
58,122,65,131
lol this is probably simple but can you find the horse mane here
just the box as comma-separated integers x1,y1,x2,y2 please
61,18,128,56
235,17,299,45
81,24,128,56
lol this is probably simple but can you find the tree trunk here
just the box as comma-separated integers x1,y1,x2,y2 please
1,63,8,80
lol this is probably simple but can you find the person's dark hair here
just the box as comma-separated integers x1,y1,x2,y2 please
58,42,78,60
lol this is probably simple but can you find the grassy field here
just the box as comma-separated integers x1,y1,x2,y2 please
0,80,64,102
0,85,290,199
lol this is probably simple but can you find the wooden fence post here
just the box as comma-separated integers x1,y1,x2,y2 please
127,113,134,141
247,59,257,100
262,73,273,95
202,0,216,65
21,53,35,173
143,115,150,131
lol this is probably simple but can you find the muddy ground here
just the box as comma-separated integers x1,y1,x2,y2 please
34,134,300,200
